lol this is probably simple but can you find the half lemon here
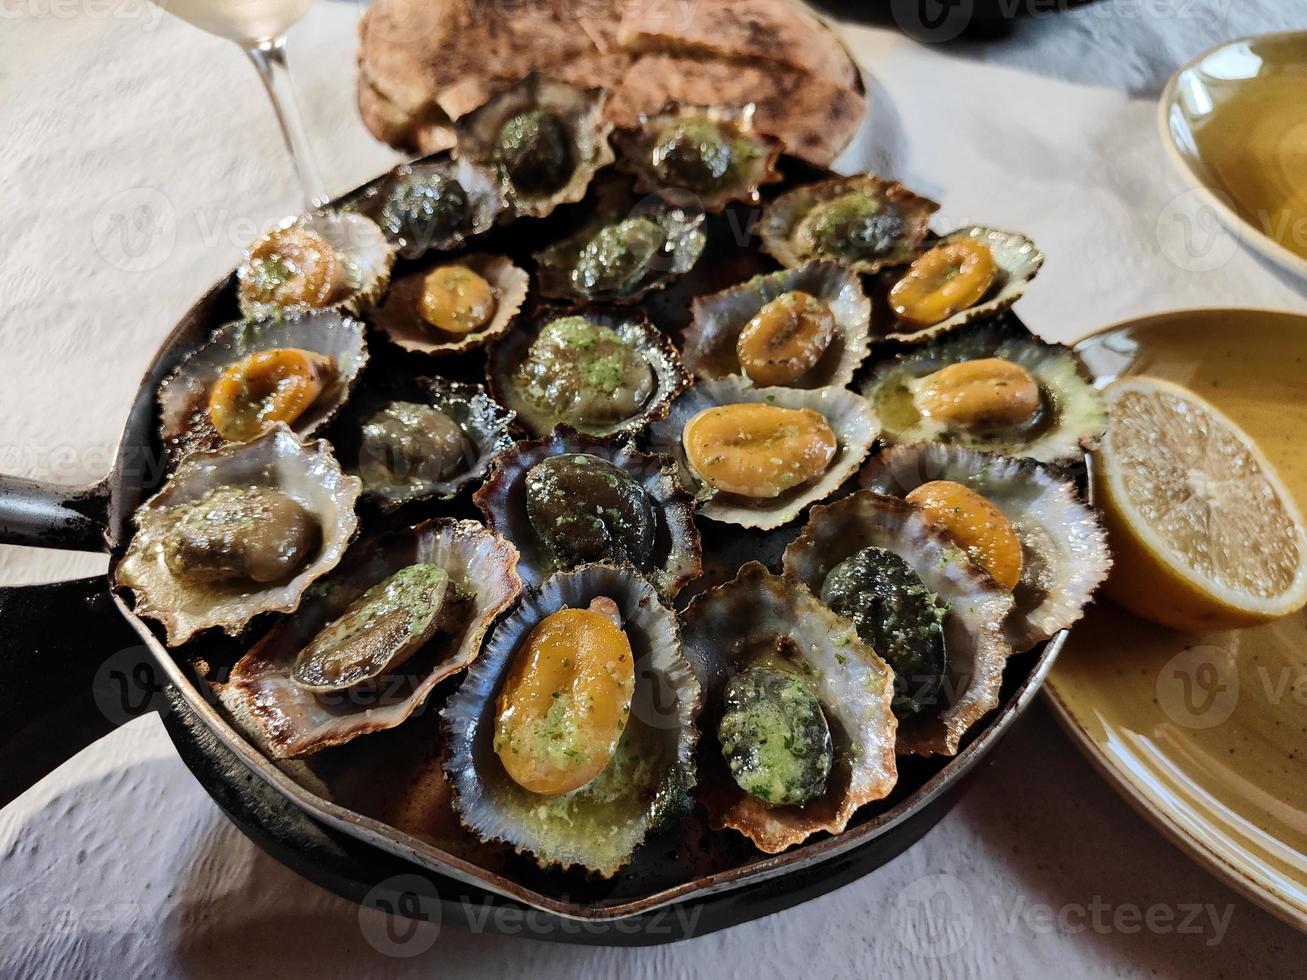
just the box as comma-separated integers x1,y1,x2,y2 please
1094,375,1307,631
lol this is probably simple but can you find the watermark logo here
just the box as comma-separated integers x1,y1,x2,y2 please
1155,187,1239,274
92,645,171,726
359,874,443,958
891,0,975,44
93,186,176,274
892,873,974,958
1156,644,1238,730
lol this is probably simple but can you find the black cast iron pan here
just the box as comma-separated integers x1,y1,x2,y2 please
0,155,1067,943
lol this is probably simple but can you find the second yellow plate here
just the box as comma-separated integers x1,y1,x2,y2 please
1047,307,1307,931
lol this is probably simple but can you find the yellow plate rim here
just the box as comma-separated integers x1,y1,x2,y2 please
1045,306,1307,934
1156,29,1307,283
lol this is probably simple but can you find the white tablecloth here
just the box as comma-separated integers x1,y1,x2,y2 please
2,2,1304,976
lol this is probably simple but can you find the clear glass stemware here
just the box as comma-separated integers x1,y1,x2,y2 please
153,0,327,208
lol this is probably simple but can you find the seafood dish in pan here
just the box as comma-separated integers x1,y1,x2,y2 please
112,76,1112,901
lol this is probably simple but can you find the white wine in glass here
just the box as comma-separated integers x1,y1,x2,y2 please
152,0,327,207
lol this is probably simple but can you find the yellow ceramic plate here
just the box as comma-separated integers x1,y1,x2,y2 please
1159,32,1307,280
1047,308,1307,931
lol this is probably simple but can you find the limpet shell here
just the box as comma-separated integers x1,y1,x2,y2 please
158,311,368,462
374,253,528,357
236,209,395,319
645,377,880,530
472,425,701,596
860,443,1111,651
333,376,516,511
442,564,700,877
485,305,690,438
611,102,783,212
533,200,706,305
783,491,1015,756
861,318,1107,466
114,425,361,647
218,519,522,758
759,173,939,274
682,261,871,388
454,73,615,219
883,227,1043,342
356,156,502,259
682,562,897,853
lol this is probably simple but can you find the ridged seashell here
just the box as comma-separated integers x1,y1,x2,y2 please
472,425,701,596
783,491,1015,756
486,305,689,438
533,199,706,305
611,102,783,212
236,209,395,319
158,311,368,462
759,174,938,274
442,564,700,877
115,425,361,646
217,519,521,758
860,443,1111,651
373,253,528,357
454,73,615,219
332,377,516,511
682,562,897,852
881,227,1043,342
861,318,1108,466
356,156,502,259
646,377,880,529
681,261,871,388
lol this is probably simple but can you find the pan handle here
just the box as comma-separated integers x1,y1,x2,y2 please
0,575,154,807
0,475,111,552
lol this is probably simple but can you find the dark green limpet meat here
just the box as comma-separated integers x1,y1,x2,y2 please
800,193,907,264
572,217,667,295
162,485,321,586
718,666,833,806
652,120,734,190
534,205,705,304
290,563,450,692
512,316,655,426
525,454,656,570
494,109,573,194
380,173,468,253
820,546,949,717
359,401,471,488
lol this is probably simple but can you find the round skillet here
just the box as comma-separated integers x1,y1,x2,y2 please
0,155,1067,942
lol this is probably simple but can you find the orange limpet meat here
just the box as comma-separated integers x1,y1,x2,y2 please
735,290,836,386
915,358,1041,430
208,348,335,442
683,403,837,498
418,264,499,334
906,480,1023,590
889,239,997,327
493,599,635,796
242,226,342,310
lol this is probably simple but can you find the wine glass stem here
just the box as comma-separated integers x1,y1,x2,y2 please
244,36,328,210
